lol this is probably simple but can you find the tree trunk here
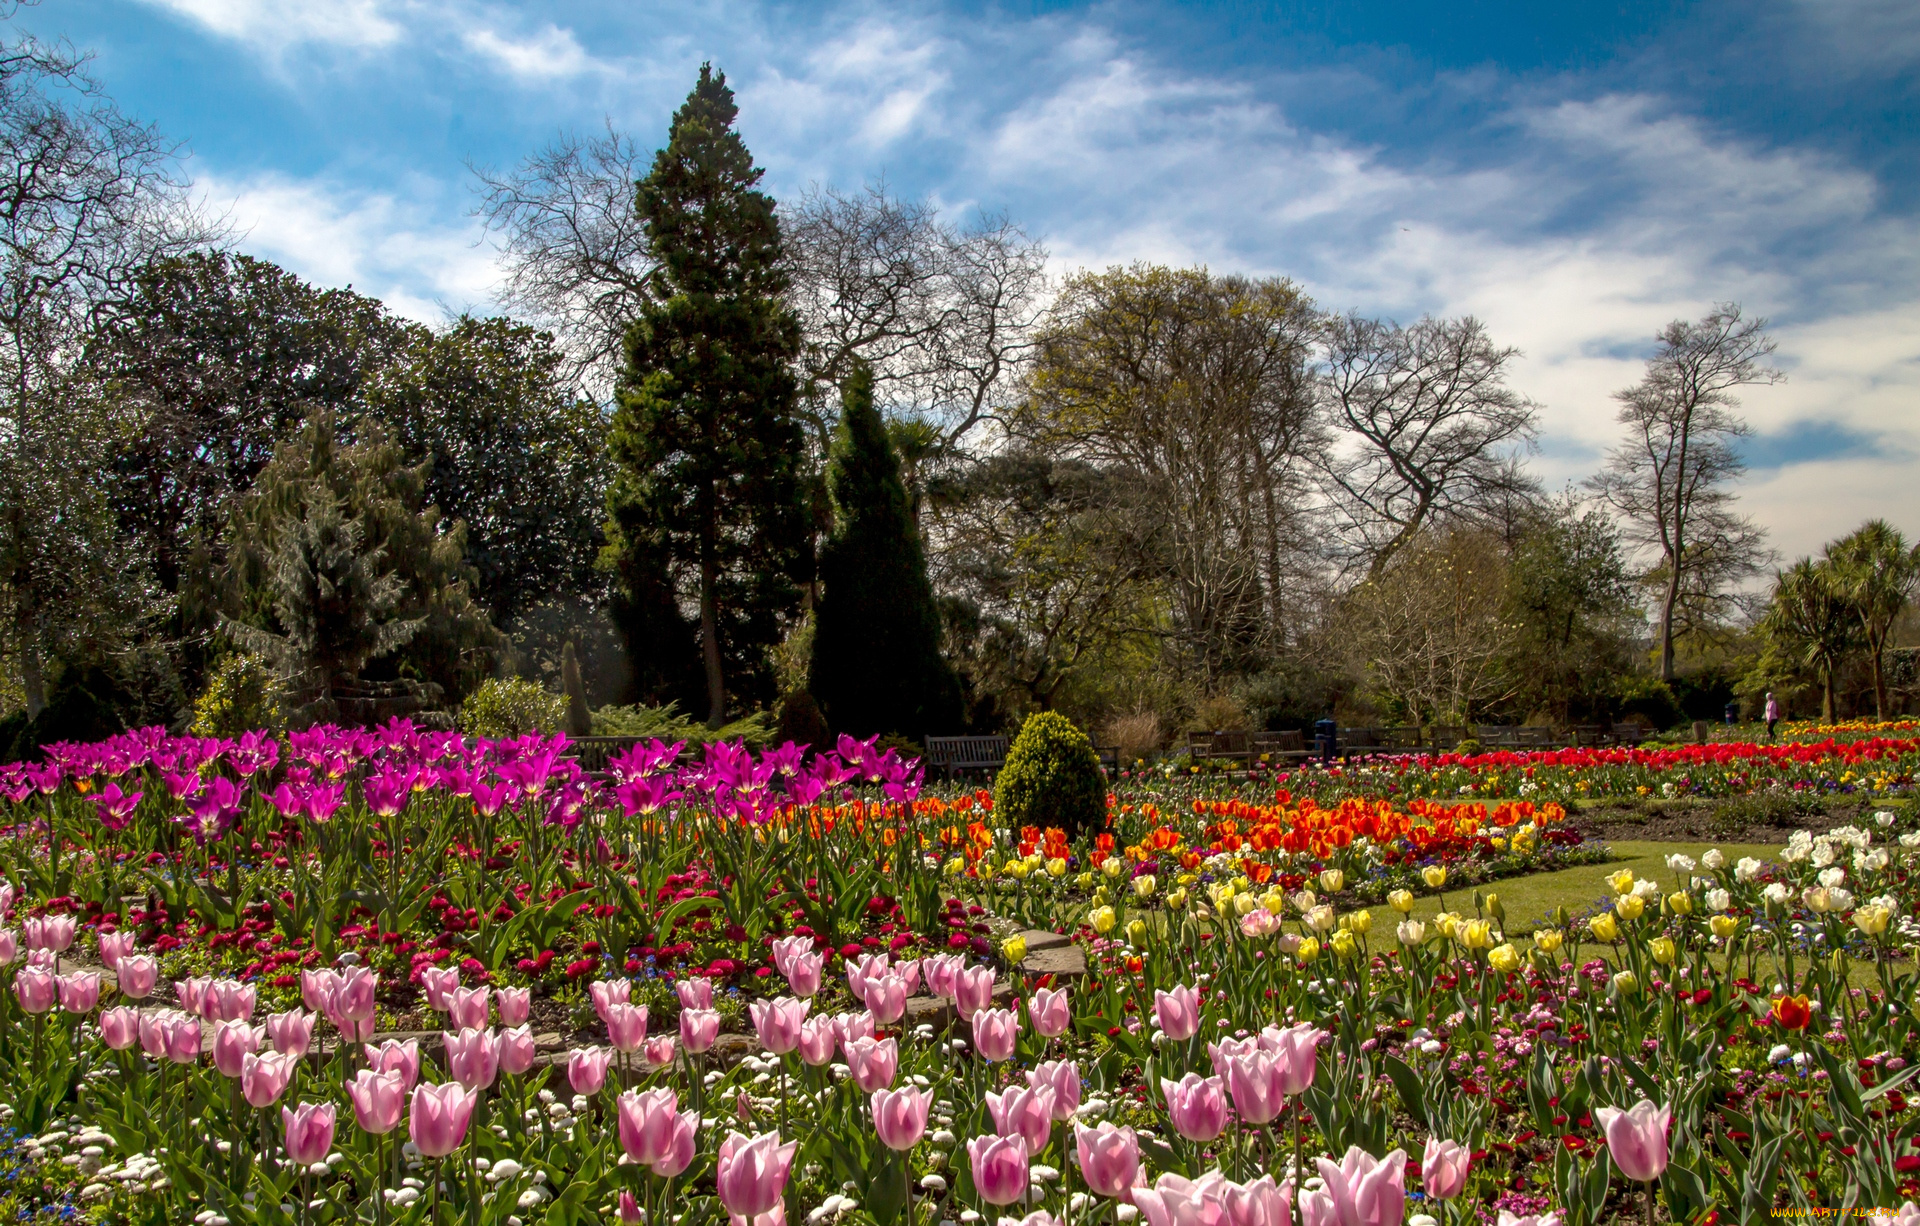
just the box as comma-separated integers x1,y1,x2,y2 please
21,638,45,719
1823,668,1836,724
1871,632,1888,720
1658,549,1682,682
699,486,726,731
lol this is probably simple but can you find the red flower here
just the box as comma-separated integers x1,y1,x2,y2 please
1771,994,1811,1031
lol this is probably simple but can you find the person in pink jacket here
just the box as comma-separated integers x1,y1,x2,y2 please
1764,691,1781,740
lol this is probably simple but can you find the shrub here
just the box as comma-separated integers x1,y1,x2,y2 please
1102,709,1164,763
589,701,777,745
993,710,1107,837
192,653,287,737
460,677,564,738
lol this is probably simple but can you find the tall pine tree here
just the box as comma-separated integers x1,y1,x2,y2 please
809,363,961,739
605,65,810,727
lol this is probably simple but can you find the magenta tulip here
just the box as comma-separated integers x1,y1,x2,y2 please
242,1050,298,1107
267,1009,316,1058
112,953,157,1000
346,1068,407,1134
1314,1145,1408,1226
160,1011,203,1064
1154,985,1201,1041
365,1038,422,1089
675,977,713,1010
1422,1137,1470,1200
568,1045,614,1095
13,967,55,1013
500,1024,538,1075
211,1019,263,1077
283,1101,336,1166
845,1035,898,1094
954,964,995,1019
1075,1120,1141,1200
1595,1099,1671,1183
99,1005,141,1050
589,978,631,1023
97,931,135,970
987,1084,1056,1153
56,971,102,1014
496,986,531,1027
1163,1072,1229,1142
1028,1060,1082,1121
605,1002,649,1053
409,1081,478,1158
446,986,491,1031
798,1014,839,1066
617,1087,680,1164
715,1130,799,1222
872,1085,931,1152
1030,986,1070,1038
680,1008,721,1054
749,996,809,1055
972,1006,1020,1063
618,1191,643,1223
846,952,889,1002
0,930,17,966
967,1133,1031,1206
443,1027,501,1090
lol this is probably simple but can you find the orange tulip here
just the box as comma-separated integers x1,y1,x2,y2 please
1771,994,1811,1031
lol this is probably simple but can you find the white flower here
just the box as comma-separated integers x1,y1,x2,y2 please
1762,883,1792,905
1782,832,1813,863
1631,878,1660,899
1665,854,1696,873
1701,848,1726,869
1811,841,1838,869
1705,889,1731,912
1768,1044,1792,1063
1818,867,1848,889
1857,848,1890,873
1736,857,1764,882
1877,810,1897,828
1902,832,1920,849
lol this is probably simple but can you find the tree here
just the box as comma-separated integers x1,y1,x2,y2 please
1318,313,1540,574
808,363,961,738
605,65,810,729
1756,559,1860,722
362,315,610,626
1825,519,1916,719
1502,502,1640,720
1589,304,1782,680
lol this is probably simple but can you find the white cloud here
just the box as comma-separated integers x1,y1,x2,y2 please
461,22,599,80
135,0,406,51
1787,0,1920,74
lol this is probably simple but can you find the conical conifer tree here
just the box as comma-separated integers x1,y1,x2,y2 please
809,363,960,739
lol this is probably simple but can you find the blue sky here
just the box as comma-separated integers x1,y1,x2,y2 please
34,0,1920,559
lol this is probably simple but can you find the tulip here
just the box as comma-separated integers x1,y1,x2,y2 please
680,1007,721,1054
617,1087,681,1165
99,1005,141,1050
23,914,75,954
159,1011,203,1064
770,934,813,975
13,966,55,1013
835,1011,877,1046
1314,1146,1407,1226
845,1035,897,1093
365,1038,422,1089
1422,1137,1470,1200
568,1045,615,1095
174,976,212,1017
923,953,960,1000
1226,1050,1287,1125
749,996,809,1055
675,977,713,1010
56,971,102,1014
446,986,491,1031
715,1130,799,1222
786,950,825,998
1163,1072,1229,1142
496,986,531,1026
211,1019,263,1078
283,1101,336,1166
987,1083,1055,1153
653,1107,700,1176
346,1068,407,1134
1028,986,1071,1038
203,979,257,1023
605,1002,650,1053
872,1085,931,1151
798,1014,839,1066
954,964,996,1019
1028,1059,1082,1120
1266,1022,1322,1095
1771,994,1811,1031
617,1192,643,1224
590,978,631,1023
865,972,909,1025
500,1024,538,1075
1868,1206,1920,1226
894,958,922,995
97,931,135,971
967,1133,1031,1206
1594,1099,1670,1183
267,1009,316,1058
301,969,341,1013
242,1050,299,1107
972,1006,1020,1063
846,952,889,1002
409,1082,478,1158
1075,1120,1141,1199
643,1034,677,1070
1133,1173,1218,1226
420,965,460,1011
1204,1171,1293,1226
0,930,17,965
443,1028,501,1090
1153,984,1201,1041
1494,1213,1562,1226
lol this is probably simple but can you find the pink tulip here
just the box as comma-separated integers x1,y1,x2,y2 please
589,978,631,1023
1028,1060,1082,1121
893,958,922,995
871,1085,931,1151
1209,1035,1260,1074
1265,1023,1323,1096
675,977,713,1010
160,1011,203,1064
1868,1211,1920,1226
1422,1138,1470,1200
365,1038,422,1089
136,1010,168,1059
1163,1072,1229,1142
500,1024,538,1075
56,971,102,1014
715,1130,799,1222
618,1191,643,1223
749,996,809,1056
680,1008,721,1054
1313,1145,1408,1226
23,914,75,954
1226,1050,1287,1125
846,952,889,1002
798,1015,839,1066
267,1009,316,1058
1030,986,1071,1038
24,949,51,970
409,1081,478,1158
419,966,460,1012
652,1108,699,1176
174,976,211,1017
605,1002,649,1053
1195,1171,1294,1226
786,950,825,998
203,979,256,1023
211,1019,263,1077
443,1027,501,1090
617,1087,681,1164
97,931,136,970
242,1050,299,1107
301,969,341,1013
643,1034,677,1070
568,1045,614,1095
845,1035,898,1094
771,934,812,975
967,1133,1031,1206
834,1011,876,1046
1595,1099,1671,1183
1154,985,1202,1042
954,964,995,1019
0,930,17,965
1076,1121,1141,1200
496,986,531,1027
987,1084,1056,1153
346,1068,407,1134
923,953,960,1000
99,1005,141,1050
13,967,55,1013
446,986,491,1031
864,972,908,1025
1133,1173,1219,1226
971,1006,1020,1063
282,1101,336,1166
115,954,158,999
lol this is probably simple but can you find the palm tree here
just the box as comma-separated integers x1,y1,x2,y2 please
1759,559,1861,722
1826,519,1918,719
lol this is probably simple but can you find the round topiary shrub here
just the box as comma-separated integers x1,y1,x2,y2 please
460,676,565,738
993,711,1108,837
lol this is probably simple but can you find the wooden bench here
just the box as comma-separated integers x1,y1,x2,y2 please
1187,730,1254,763
925,734,1120,779
1253,730,1309,763
1337,726,1426,755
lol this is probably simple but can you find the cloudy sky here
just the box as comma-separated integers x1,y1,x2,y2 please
37,0,1920,559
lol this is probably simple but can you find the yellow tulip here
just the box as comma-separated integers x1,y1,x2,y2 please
1589,913,1619,942
1459,919,1493,950
1296,937,1320,962
1126,918,1149,946
1708,914,1740,940
1433,912,1460,940
1262,891,1287,915
1132,874,1156,897
1648,936,1676,966
1388,889,1415,914
1609,869,1636,896
1319,868,1346,893
1008,860,1031,880
1002,935,1028,964
1090,906,1117,934
1047,857,1068,878
1614,894,1645,921
1666,891,1692,916
1612,970,1639,995
1102,857,1126,880
1854,904,1892,937
1166,888,1188,911
945,858,966,876
1422,865,1447,890
1076,872,1096,889
1348,909,1373,935
1234,894,1256,917
1534,930,1564,954
1488,943,1521,973
1330,930,1357,958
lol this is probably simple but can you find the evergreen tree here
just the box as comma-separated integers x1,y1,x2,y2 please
809,363,961,738
605,64,809,729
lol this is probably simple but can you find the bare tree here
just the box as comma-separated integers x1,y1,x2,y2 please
0,20,215,715
1318,313,1541,574
1588,304,1781,680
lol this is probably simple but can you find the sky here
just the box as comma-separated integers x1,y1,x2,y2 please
29,0,1920,561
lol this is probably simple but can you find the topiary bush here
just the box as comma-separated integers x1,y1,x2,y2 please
460,676,565,738
993,710,1108,837
192,653,287,737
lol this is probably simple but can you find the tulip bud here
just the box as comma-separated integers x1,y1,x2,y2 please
1612,970,1639,995
1125,918,1148,946
1648,937,1676,965
1001,936,1027,965
1666,891,1693,916
1348,909,1372,935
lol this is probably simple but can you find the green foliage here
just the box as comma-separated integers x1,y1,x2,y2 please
992,710,1108,836
1754,557,1862,722
604,64,810,727
588,701,775,745
809,363,961,739
1503,505,1640,721
190,652,286,736
460,676,565,738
